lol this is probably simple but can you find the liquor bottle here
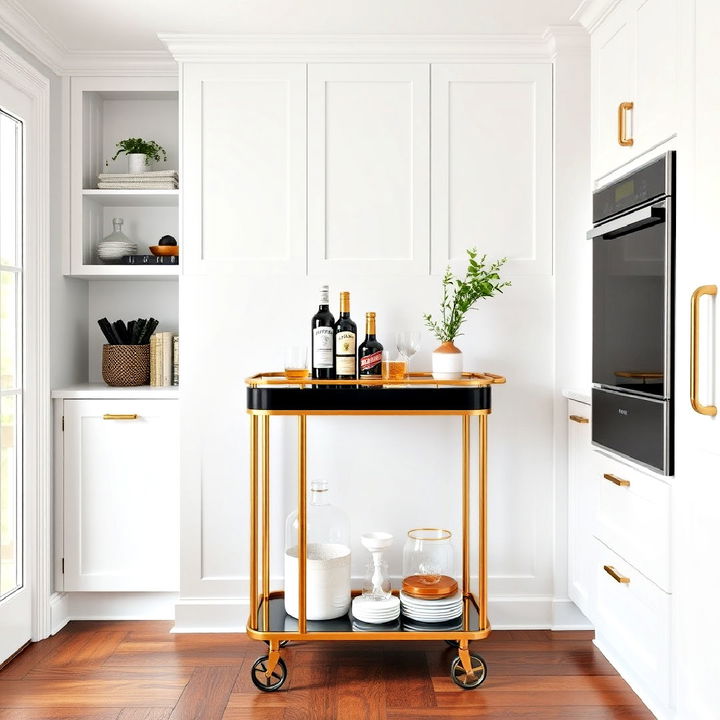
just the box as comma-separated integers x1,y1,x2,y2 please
311,285,335,380
334,291,357,381
358,312,383,381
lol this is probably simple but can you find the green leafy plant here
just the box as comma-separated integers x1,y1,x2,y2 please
107,138,167,166
424,248,511,344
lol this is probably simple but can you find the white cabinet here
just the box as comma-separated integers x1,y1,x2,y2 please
431,64,552,276
60,399,179,592
308,63,429,276
591,0,678,179
566,399,595,620
182,63,307,275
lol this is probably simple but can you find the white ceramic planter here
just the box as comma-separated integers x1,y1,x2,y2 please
127,153,147,174
432,341,463,380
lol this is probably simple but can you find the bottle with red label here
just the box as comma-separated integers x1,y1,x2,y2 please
358,312,383,381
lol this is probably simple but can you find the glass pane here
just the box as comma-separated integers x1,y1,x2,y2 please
0,111,21,267
0,271,19,390
1,394,21,598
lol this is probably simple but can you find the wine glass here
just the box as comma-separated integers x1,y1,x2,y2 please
396,332,421,368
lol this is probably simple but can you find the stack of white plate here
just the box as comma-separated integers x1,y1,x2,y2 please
351,594,400,625
400,590,463,623
97,241,137,263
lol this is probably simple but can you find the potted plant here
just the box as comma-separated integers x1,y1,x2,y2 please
108,138,168,174
424,248,510,380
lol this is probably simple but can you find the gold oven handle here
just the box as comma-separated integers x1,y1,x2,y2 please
568,414,589,424
604,565,630,584
604,472,630,487
618,101,634,146
690,284,718,417
103,414,139,420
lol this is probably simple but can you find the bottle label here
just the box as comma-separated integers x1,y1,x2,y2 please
335,331,356,375
313,327,334,368
360,351,382,372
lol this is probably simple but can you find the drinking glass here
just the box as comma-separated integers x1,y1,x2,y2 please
396,332,421,370
382,350,407,383
284,345,308,380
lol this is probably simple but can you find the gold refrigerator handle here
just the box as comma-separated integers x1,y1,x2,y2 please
691,285,718,416
604,565,630,584
618,101,634,146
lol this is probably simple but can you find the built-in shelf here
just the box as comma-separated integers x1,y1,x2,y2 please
82,189,179,207
69,264,180,279
52,384,180,399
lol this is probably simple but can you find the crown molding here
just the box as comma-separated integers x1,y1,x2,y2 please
159,32,564,63
570,0,623,32
543,25,589,59
0,0,177,76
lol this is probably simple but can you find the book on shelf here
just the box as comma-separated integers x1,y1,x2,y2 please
150,331,179,387
96,170,179,190
120,255,178,265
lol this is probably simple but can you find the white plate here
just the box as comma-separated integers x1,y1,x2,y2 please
401,608,462,620
399,590,462,606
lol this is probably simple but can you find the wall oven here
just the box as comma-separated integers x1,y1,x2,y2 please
589,152,675,474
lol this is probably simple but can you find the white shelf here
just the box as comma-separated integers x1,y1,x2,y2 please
82,189,179,207
52,384,180,399
69,263,179,279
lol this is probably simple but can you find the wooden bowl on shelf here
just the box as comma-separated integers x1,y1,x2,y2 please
149,245,179,257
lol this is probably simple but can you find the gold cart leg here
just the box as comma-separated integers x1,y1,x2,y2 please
458,639,476,679
462,415,470,632
264,639,282,677
261,415,270,632
249,415,259,631
298,416,307,635
479,413,488,630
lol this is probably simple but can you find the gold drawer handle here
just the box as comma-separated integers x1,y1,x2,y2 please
618,101,634,146
604,472,630,487
690,285,718,416
604,565,630,584
569,414,589,424
103,414,138,420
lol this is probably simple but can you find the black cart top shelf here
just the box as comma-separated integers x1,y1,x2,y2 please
246,372,505,415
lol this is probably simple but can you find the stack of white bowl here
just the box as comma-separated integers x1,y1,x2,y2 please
399,589,463,623
97,239,137,263
351,594,400,624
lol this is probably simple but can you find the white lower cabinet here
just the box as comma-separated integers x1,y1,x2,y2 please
59,399,179,592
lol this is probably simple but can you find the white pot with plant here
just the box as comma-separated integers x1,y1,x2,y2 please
108,137,168,174
424,248,510,380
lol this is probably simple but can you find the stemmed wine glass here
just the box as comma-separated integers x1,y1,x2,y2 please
396,332,421,372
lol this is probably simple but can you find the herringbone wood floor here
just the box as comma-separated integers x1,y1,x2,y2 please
0,622,654,719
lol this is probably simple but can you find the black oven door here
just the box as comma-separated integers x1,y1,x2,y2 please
591,201,671,399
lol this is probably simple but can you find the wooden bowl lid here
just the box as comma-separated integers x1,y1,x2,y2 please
401,575,458,598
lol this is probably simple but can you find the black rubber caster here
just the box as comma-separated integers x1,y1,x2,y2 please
264,640,289,648
445,639,461,648
251,655,287,692
450,654,487,690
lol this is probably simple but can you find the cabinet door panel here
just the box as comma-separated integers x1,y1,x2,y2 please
431,64,552,275
308,63,429,275
62,400,179,591
183,63,306,274
593,5,636,178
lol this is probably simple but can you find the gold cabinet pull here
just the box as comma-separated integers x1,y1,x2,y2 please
103,414,138,420
604,472,630,487
569,414,589,424
604,565,630,584
618,101,634,146
690,285,718,416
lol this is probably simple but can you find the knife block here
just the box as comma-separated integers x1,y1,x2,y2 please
102,344,150,386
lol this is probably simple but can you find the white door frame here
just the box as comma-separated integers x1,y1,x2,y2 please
0,40,51,643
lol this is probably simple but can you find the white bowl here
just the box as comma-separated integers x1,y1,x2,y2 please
360,531,394,553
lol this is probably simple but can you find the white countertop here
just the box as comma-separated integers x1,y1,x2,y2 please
562,388,591,405
52,384,180,399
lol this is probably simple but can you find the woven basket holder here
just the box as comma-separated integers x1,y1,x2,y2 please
102,344,150,387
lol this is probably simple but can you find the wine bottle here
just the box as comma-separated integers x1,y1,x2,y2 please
358,312,383,381
311,285,335,380
334,291,357,381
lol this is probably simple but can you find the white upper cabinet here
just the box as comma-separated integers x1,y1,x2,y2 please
182,63,307,274
431,64,552,275
308,64,430,276
591,0,678,179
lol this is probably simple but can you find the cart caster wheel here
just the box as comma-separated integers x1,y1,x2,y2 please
445,640,461,648
264,640,289,648
251,655,287,692
450,654,487,690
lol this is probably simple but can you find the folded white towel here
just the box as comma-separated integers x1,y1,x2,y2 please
98,169,179,180
97,182,178,190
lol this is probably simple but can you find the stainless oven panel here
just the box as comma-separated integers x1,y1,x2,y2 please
592,388,672,475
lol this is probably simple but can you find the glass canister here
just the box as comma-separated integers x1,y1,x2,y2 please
284,479,351,620
402,528,454,590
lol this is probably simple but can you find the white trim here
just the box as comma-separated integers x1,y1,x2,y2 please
570,0,624,32
0,39,52,641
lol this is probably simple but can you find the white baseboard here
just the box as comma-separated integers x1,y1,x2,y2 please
551,598,593,630
50,592,69,635
172,594,578,633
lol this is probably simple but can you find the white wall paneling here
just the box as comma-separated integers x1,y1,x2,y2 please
181,63,306,275
308,63,429,276
431,63,552,276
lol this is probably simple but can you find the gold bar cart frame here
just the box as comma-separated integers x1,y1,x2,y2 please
246,372,504,648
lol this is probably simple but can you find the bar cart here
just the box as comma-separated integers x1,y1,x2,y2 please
245,372,505,691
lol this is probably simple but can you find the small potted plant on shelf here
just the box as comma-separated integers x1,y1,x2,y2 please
424,248,510,380
108,137,168,174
